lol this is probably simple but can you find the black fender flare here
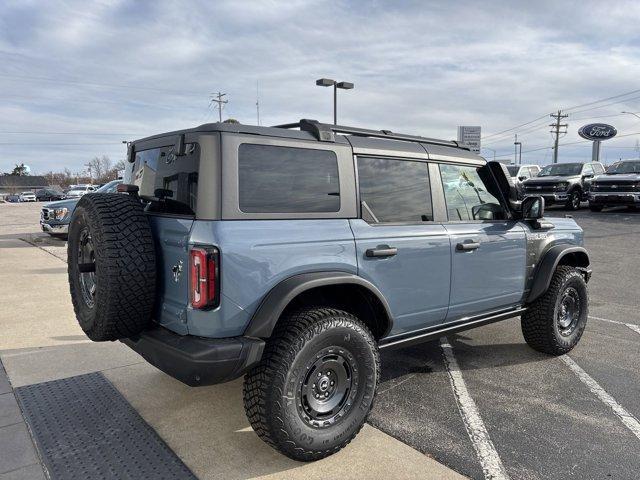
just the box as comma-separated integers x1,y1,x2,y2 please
527,245,590,303
243,271,394,338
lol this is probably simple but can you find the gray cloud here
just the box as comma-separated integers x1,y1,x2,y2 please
2,0,640,174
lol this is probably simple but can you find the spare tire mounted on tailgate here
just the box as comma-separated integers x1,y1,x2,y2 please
68,193,156,341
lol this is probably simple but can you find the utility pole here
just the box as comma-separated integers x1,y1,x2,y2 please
514,134,522,165
549,110,568,164
256,81,260,126
210,92,228,122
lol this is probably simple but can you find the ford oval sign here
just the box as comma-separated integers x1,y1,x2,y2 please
578,123,617,141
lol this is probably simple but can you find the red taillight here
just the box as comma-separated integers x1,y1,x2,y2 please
189,247,219,309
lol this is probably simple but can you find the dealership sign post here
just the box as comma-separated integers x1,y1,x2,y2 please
457,126,481,154
578,123,617,162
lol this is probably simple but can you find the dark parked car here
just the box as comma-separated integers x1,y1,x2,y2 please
35,188,65,202
588,160,640,211
5,194,20,203
521,162,605,210
67,119,591,461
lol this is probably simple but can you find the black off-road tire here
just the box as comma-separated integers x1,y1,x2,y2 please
521,266,588,355
243,307,380,461
565,189,582,210
589,204,603,212
68,193,156,341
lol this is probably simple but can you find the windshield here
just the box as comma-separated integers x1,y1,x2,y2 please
538,163,582,177
606,161,640,174
506,166,519,177
96,180,122,193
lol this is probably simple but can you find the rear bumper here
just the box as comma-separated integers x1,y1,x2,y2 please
589,192,640,205
121,326,265,386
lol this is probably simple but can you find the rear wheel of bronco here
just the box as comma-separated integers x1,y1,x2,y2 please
243,308,379,461
68,193,156,341
565,189,582,210
521,266,588,355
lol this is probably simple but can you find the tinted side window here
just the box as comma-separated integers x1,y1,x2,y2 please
528,166,539,177
238,144,340,213
133,144,199,215
357,157,433,223
440,164,505,221
593,163,604,174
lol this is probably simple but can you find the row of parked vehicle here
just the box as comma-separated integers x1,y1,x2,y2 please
508,159,640,211
3,184,100,203
39,180,122,237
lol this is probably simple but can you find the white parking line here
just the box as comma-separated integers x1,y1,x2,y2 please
560,355,640,440
440,337,510,480
590,315,640,336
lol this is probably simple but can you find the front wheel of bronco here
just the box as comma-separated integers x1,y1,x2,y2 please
243,308,379,461
521,266,588,355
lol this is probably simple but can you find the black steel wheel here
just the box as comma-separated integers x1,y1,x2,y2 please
243,308,379,461
297,348,358,428
556,286,581,337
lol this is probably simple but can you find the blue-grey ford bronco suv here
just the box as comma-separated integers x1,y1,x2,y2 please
67,119,591,461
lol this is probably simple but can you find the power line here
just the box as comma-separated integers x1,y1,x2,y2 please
0,131,142,135
481,114,549,140
562,88,640,112
0,73,207,97
0,142,123,146
566,93,640,116
483,88,640,142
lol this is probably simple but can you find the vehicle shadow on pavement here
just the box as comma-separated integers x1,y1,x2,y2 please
379,334,550,384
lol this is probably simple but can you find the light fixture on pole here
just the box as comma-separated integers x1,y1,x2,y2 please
316,78,354,125
621,111,640,120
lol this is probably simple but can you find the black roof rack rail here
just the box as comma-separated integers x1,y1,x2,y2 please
272,118,466,149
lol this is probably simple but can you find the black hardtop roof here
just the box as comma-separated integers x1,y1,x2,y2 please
132,119,471,152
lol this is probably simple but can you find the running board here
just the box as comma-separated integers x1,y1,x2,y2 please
379,308,526,350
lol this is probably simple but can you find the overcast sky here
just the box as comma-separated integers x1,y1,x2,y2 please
2,0,640,175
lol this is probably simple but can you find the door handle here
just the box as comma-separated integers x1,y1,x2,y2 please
456,241,480,251
365,246,398,258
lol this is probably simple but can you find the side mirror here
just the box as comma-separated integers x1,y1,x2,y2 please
518,176,527,181
522,195,545,220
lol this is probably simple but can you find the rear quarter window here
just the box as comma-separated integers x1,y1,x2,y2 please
131,143,199,216
238,144,340,213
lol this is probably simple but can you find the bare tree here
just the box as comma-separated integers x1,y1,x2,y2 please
86,156,113,183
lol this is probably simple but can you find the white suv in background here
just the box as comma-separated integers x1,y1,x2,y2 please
65,185,97,199
19,191,37,202
507,164,541,197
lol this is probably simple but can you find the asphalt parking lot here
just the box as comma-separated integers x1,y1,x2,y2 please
1,202,639,479
371,206,640,479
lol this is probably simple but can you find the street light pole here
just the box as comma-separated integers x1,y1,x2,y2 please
621,111,640,120
482,147,496,161
316,78,354,125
